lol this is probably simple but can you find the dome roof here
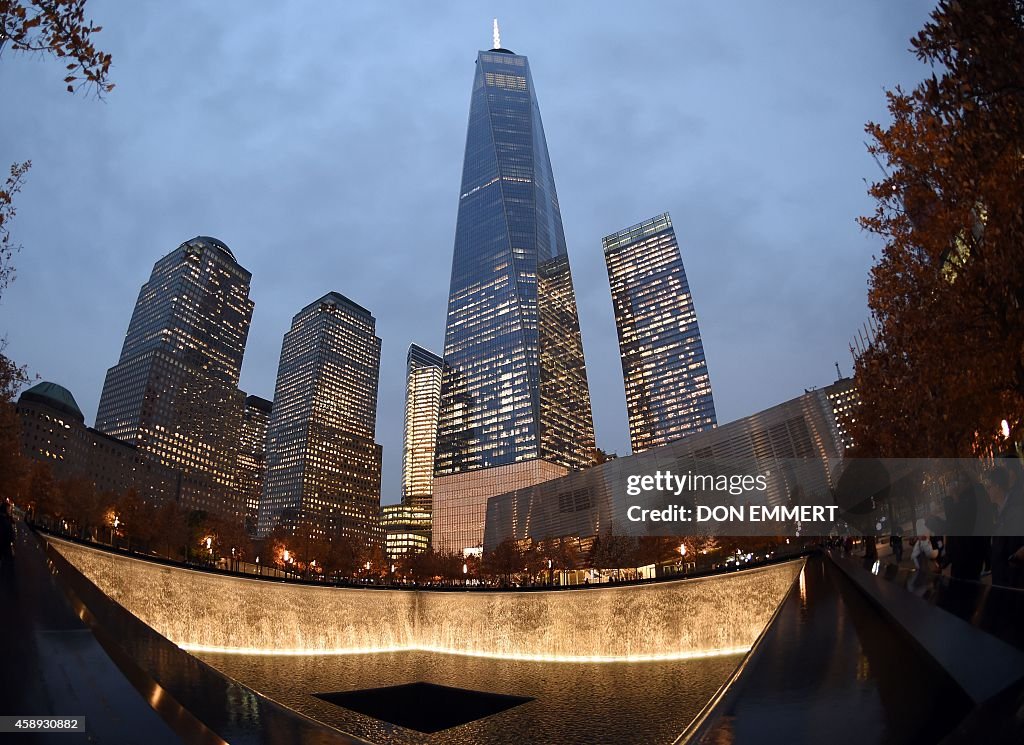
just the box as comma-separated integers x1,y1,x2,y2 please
179,235,236,262
19,382,85,423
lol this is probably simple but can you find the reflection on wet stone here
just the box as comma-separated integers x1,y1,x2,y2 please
202,650,739,745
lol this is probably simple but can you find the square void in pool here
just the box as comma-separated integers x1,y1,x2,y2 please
313,681,534,733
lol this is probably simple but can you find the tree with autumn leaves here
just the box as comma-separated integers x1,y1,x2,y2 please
1,0,113,498
854,0,1024,458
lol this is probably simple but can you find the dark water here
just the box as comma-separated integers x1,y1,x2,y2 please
199,650,739,745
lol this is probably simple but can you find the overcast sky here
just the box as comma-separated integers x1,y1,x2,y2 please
1,1,936,502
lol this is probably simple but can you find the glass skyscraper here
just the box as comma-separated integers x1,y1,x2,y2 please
96,236,254,516
258,292,383,546
603,213,717,452
237,394,272,533
435,43,595,476
401,344,444,514
432,39,596,553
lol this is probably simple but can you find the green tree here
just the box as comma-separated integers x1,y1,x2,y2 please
483,539,522,585
25,459,59,518
855,0,1024,457
152,500,189,560
213,514,251,566
60,475,104,538
115,488,162,550
588,531,637,571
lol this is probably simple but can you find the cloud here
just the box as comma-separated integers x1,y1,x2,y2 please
0,0,936,501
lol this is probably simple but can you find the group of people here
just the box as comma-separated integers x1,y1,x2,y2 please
903,459,1024,589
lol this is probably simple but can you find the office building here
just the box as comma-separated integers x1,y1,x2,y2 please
96,236,254,517
258,292,383,547
484,379,856,551
18,381,177,503
237,394,272,534
401,345,444,515
825,377,859,451
603,213,717,452
381,504,431,559
432,33,596,553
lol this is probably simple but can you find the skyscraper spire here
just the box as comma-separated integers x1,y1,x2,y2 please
432,41,596,554
492,18,500,50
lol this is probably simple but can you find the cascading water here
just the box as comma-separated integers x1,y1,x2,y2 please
49,538,801,662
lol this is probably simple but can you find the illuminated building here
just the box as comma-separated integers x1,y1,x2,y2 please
603,213,717,453
96,236,254,516
825,376,859,451
401,345,444,517
381,504,431,559
237,394,272,533
18,381,177,502
484,378,856,550
433,35,595,553
258,292,383,547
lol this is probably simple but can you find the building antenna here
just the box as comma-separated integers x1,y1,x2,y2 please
493,18,501,49
835,361,842,380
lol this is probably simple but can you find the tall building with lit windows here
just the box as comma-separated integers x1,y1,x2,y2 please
257,292,383,547
825,376,859,452
96,236,254,516
432,34,596,554
237,394,272,533
382,504,431,559
603,213,717,453
401,344,444,515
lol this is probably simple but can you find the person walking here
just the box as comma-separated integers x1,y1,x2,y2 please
912,531,939,573
943,483,988,582
908,528,939,596
889,531,904,564
0,501,14,577
988,464,1024,588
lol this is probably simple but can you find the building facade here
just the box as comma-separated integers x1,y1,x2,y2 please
483,379,856,551
18,382,178,504
237,394,272,534
381,504,431,559
401,345,444,515
825,377,859,452
258,292,383,547
432,40,596,553
603,213,717,453
95,236,254,517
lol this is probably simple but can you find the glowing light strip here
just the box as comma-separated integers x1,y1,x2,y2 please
178,642,750,664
